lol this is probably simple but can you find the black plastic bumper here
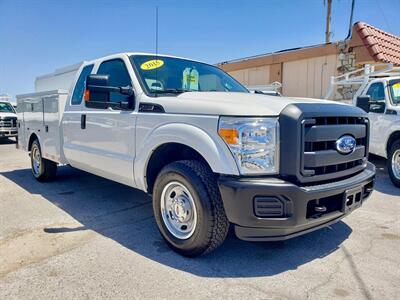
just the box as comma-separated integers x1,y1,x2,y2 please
218,162,375,241
0,129,17,137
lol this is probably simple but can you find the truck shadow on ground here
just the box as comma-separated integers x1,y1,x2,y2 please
2,166,352,278
368,155,400,197
0,138,16,145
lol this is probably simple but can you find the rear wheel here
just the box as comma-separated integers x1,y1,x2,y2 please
31,139,57,182
152,160,229,257
388,140,400,187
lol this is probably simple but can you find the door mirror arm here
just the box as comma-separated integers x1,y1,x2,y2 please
120,86,135,96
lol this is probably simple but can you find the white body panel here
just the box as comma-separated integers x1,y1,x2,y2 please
62,108,137,186
35,63,83,92
134,113,239,191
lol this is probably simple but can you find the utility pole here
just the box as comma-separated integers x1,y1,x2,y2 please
325,0,332,43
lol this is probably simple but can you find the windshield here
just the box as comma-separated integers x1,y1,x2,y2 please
130,55,248,95
0,102,15,113
389,79,400,105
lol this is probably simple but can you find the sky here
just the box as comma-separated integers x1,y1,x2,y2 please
1,0,399,100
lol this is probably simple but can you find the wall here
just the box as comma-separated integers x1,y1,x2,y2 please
282,54,337,98
229,65,270,86
227,54,338,98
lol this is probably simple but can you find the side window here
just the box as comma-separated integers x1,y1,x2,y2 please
366,82,386,113
71,64,94,105
97,59,132,103
366,82,385,101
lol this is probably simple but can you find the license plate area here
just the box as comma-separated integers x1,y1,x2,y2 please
342,187,363,213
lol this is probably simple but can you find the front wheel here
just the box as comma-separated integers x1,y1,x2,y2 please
31,139,57,182
152,160,229,257
388,140,400,187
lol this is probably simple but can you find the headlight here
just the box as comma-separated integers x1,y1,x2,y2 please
218,117,279,175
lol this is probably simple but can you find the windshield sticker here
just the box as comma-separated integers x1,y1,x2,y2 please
392,82,400,98
140,59,164,70
182,68,199,90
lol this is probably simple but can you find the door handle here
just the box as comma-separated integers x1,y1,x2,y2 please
81,114,86,129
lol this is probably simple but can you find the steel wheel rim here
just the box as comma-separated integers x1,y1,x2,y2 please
160,181,197,240
32,146,41,175
392,149,400,180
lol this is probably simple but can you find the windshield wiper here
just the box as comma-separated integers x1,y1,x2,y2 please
153,88,191,94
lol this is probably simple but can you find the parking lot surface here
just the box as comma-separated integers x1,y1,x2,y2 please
0,139,399,300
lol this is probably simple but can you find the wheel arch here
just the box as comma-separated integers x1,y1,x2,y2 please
145,142,212,194
386,131,400,156
28,133,40,151
134,123,239,193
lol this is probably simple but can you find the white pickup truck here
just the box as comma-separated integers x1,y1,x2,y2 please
0,101,18,140
326,64,400,187
17,53,375,256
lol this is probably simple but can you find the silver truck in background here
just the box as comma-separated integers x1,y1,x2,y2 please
0,100,18,140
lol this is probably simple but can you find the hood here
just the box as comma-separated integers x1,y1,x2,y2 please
0,112,17,118
145,92,347,116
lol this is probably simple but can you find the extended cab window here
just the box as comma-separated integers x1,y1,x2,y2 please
97,59,132,103
71,64,94,105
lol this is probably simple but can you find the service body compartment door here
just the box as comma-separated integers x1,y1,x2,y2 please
16,90,67,162
42,94,63,162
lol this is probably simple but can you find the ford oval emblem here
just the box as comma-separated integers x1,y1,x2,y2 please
336,135,356,155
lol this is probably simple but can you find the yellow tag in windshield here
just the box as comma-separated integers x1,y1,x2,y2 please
140,59,164,70
392,82,400,98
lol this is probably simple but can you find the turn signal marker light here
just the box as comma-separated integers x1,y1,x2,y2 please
219,128,238,145
84,90,90,101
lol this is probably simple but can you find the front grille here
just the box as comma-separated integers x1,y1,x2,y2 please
301,116,368,181
0,117,17,128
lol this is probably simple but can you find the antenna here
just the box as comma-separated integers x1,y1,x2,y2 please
155,6,159,57
155,6,159,97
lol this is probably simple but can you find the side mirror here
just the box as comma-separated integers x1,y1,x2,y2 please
356,96,370,113
86,75,112,103
85,74,135,109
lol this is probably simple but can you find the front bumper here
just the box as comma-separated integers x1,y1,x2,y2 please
0,128,17,137
218,162,375,241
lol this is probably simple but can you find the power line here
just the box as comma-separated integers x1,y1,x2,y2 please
375,0,393,33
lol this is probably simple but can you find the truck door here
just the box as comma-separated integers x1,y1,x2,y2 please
63,58,136,186
365,82,387,155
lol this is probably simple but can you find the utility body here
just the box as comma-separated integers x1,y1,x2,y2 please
17,53,375,256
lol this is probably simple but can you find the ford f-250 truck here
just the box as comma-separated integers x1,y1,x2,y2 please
17,53,375,257
0,100,18,140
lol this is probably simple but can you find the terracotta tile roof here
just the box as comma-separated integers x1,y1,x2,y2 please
354,22,400,65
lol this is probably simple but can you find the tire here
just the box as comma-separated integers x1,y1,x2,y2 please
387,140,400,188
152,160,229,257
30,139,57,182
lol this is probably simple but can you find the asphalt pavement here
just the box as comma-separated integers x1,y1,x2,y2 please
0,138,399,299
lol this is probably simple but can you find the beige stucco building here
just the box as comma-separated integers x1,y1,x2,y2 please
217,22,400,100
